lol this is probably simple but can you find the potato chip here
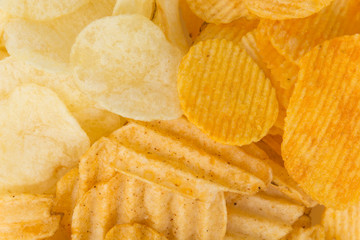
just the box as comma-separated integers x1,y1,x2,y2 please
113,0,156,19
71,15,182,121
255,135,283,166
283,35,360,208
195,18,259,44
178,39,279,146
244,0,333,20
0,57,126,143
72,173,227,240
185,0,251,24
109,121,266,199
321,201,360,240
0,0,89,20
0,84,90,194
3,0,116,72
283,225,325,240
179,0,204,42
105,223,167,240
264,0,360,65
0,194,61,240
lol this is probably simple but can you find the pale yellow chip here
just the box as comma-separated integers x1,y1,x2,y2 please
195,18,259,44
72,173,227,240
264,0,360,64
3,0,116,72
113,0,156,19
0,194,61,240
322,201,360,240
283,35,360,208
0,0,89,20
244,0,333,20
0,84,90,194
179,0,204,42
105,223,168,240
178,39,279,146
284,225,325,240
185,0,252,24
71,15,182,121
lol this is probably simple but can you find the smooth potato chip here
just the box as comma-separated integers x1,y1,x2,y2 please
179,0,204,42
72,173,227,240
71,15,182,121
105,223,168,240
321,201,360,240
185,0,251,24
0,84,89,194
283,35,360,208
178,39,278,146
264,0,360,64
113,0,156,19
0,0,88,20
244,0,333,20
195,18,259,44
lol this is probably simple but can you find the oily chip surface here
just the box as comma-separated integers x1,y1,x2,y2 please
178,39,278,146
283,35,360,208
71,15,183,121
104,223,168,240
0,84,90,194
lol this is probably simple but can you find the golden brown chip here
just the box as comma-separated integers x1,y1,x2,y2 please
284,225,325,240
185,0,252,24
179,0,204,42
195,18,259,44
244,0,333,20
72,173,227,240
283,35,360,208
264,0,360,64
255,134,283,166
322,201,360,240
105,223,168,240
178,39,278,146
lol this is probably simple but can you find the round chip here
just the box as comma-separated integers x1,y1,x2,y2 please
105,223,168,240
244,0,333,20
70,15,183,121
178,39,278,146
283,35,360,208
0,0,89,20
185,0,252,24
0,84,90,194
112,0,156,19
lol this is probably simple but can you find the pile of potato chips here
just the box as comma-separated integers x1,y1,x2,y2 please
0,0,360,239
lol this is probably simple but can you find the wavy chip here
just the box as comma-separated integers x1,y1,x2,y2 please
283,35,360,208
105,223,167,240
179,0,204,42
0,194,61,240
244,0,333,20
185,0,251,24
113,0,156,19
264,0,360,64
322,201,360,240
284,225,325,240
0,84,89,194
71,15,182,121
178,39,278,146
0,0,88,20
72,173,227,240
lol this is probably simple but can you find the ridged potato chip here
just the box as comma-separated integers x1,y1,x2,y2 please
283,225,325,240
321,201,360,240
0,0,89,20
113,0,156,19
264,0,360,65
72,173,227,240
179,0,204,42
178,39,279,146
3,0,116,72
105,223,168,240
0,84,90,194
0,194,61,240
244,0,333,20
71,15,182,121
283,35,360,208
185,0,251,24
195,18,259,44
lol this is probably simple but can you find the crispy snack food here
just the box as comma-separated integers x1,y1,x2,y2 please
178,39,278,146
0,194,61,240
105,223,168,240
283,35,360,208
71,15,182,121
112,0,156,19
179,0,204,42
0,84,89,194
